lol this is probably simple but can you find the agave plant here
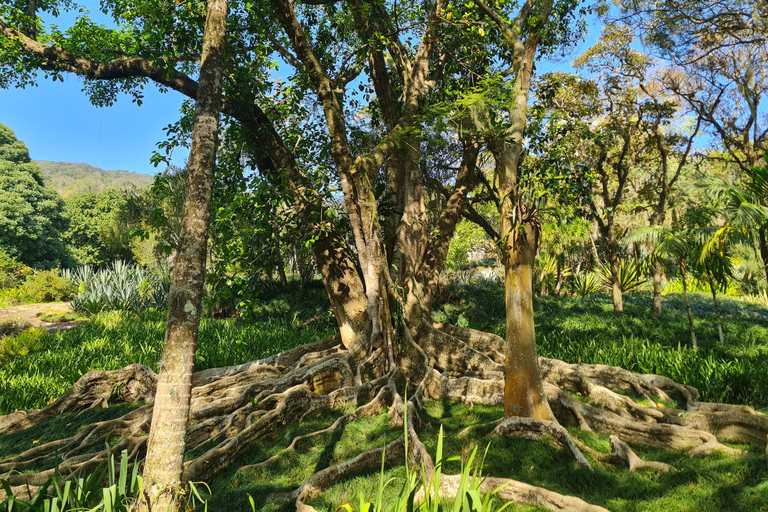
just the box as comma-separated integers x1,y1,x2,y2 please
596,259,648,294
66,261,171,314
571,272,602,297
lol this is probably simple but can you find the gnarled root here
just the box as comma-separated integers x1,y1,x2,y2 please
2,322,768,510
491,417,592,471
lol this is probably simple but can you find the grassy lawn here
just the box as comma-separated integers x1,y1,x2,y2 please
2,280,768,511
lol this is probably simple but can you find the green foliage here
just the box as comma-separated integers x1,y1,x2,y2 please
0,284,336,415
0,123,69,269
0,269,75,306
0,448,140,512
447,208,497,269
0,326,46,364
64,261,170,314
662,278,741,297
63,189,135,266
571,271,602,297
0,247,31,289
596,259,648,293
337,408,510,512
434,281,768,407
24,269,75,302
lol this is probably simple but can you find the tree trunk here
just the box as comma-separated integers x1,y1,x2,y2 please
607,224,624,314
707,268,724,345
555,259,565,295
501,221,555,420
760,225,768,284
652,260,663,316
137,1,227,511
680,260,697,350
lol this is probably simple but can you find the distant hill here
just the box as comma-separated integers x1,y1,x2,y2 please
35,160,156,197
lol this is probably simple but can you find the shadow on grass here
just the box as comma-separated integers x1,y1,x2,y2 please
433,284,768,407
0,403,141,469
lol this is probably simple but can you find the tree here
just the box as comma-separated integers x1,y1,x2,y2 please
621,0,768,173
695,158,768,287
63,189,134,266
628,219,700,348
0,123,69,269
4,2,768,510
136,0,228,510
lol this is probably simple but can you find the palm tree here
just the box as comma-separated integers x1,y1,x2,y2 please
627,221,699,349
695,159,768,285
686,206,735,346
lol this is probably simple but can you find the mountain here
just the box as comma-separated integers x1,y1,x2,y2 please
34,160,156,197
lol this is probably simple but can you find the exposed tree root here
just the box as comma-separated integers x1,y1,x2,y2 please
2,324,767,511
491,417,593,471
0,364,157,436
437,475,610,512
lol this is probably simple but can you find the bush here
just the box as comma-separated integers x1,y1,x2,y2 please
23,269,75,302
0,248,31,289
596,259,648,293
570,271,602,297
0,269,74,306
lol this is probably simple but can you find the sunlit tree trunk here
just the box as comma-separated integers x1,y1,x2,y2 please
137,1,227,510
478,0,555,421
493,136,555,420
652,260,663,315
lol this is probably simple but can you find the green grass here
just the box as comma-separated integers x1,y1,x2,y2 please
0,283,337,415
3,280,768,511
434,280,768,407
204,400,768,512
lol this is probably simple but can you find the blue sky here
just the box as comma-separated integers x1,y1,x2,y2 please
0,2,189,175
0,2,598,176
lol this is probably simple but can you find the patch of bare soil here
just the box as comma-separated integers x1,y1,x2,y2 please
0,303,84,333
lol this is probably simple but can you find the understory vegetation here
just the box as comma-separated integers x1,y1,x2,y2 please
1,282,767,511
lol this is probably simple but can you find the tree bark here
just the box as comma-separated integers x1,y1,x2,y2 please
136,1,227,510
479,0,556,421
652,260,663,316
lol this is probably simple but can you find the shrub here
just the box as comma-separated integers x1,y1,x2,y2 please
0,269,74,306
596,259,648,293
23,269,75,302
0,248,31,289
571,272,602,297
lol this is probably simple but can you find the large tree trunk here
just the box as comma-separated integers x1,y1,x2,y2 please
137,1,227,511
502,220,555,420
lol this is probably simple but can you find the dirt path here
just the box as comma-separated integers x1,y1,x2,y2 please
0,303,84,333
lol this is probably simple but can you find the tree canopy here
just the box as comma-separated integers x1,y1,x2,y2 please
0,122,68,269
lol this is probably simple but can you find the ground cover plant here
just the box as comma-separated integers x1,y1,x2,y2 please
2,282,767,511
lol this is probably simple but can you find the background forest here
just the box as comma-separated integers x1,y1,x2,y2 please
1,0,768,510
